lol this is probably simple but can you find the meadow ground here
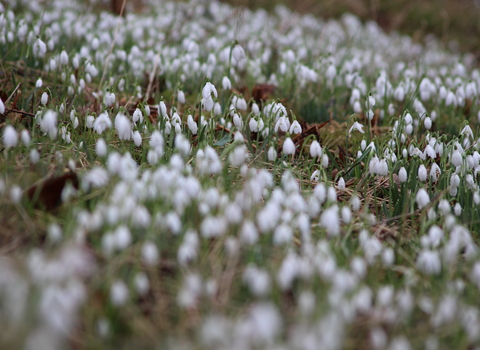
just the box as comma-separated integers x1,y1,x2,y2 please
1,1,480,349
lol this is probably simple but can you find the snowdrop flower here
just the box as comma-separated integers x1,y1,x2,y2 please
32,38,47,57
134,272,150,296
141,241,159,266
35,78,43,89
20,129,30,146
229,144,248,166
3,125,18,149
366,95,376,109
96,138,107,157
282,137,295,155
416,189,430,209
322,154,329,168
398,167,408,182
454,203,462,216
289,120,302,134
93,112,112,135
418,164,427,181
417,250,441,275
274,116,290,133
177,90,186,104
40,110,58,139
110,280,129,306
320,205,340,236
132,108,143,123
0,98,4,114
104,91,115,107
202,82,217,112
131,131,141,147
267,146,277,161
424,117,432,130
310,140,322,158
231,44,246,66
41,92,48,105
186,115,197,134
9,185,22,204
349,121,364,134
222,76,231,90
115,113,131,140
337,177,345,190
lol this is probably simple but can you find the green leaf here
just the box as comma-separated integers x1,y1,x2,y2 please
213,134,232,146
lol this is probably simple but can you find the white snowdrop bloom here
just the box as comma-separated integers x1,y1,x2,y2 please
382,247,395,266
388,336,411,350
47,223,63,243
267,146,277,161
30,149,40,164
133,131,142,147
366,95,376,109
398,167,408,182
417,249,441,275
134,272,150,296
310,169,320,181
274,116,290,133
428,225,444,248
72,117,79,129
187,115,197,134
114,225,131,250
41,92,48,105
175,134,191,158
243,265,271,297
141,241,159,266
350,256,367,278
177,90,186,104
158,101,168,118
282,137,295,155
9,185,22,204
96,138,107,157
233,113,244,130
337,177,345,190
416,189,430,209
418,164,427,181
289,120,302,134
93,112,112,135
231,44,246,65
201,216,227,238
110,280,129,306
132,108,143,124
273,223,293,245
32,38,47,57
114,114,131,140
454,203,462,216
424,145,436,159
322,154,329,168
222,76,231,90
40,110,58,139
363,236,383,264
438,199,450,215
350,194,361,211
349,121,364,134
83,167,109,190
371,327,388,350
35,78,43,89
104,91,115,107
249,117,258,132
377,285,394,306
470,262,480,288
236,97,247,111
3,125,18,149
310,140,322,158
320,205,340,237
424,117,432,129
451,149,463,167
366,109,374,120
353,100,362,113
240,220,259,244
445,90,457,106
85,62,98,77
86,115,95,129
474,191,480,205
229,144,248,167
